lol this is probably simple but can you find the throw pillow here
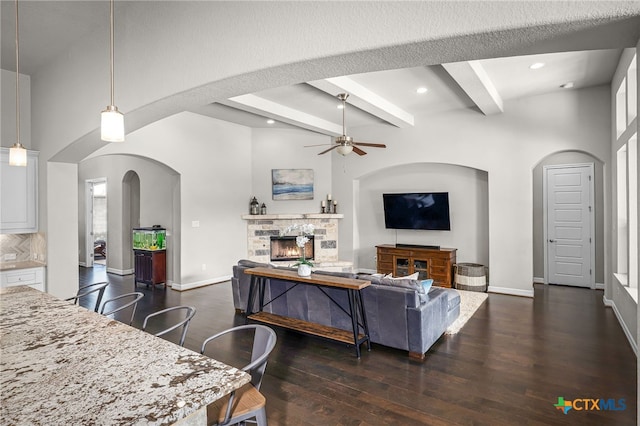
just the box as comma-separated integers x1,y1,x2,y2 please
421,279,434,293
388,272,419,280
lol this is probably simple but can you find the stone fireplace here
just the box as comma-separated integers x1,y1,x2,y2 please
270,236,314,262
241,213,352,271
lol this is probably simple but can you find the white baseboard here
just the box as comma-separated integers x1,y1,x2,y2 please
107,268,134,276
602,295,638,357
487,285,534,298
533,276,544,284
172,275,232,291
79,262,87,267
595,282,604,290
358,268,377,274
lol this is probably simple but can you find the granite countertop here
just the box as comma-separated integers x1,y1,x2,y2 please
0,286,250,425
0,260,46,272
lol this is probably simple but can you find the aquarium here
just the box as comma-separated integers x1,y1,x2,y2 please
132,227,166,251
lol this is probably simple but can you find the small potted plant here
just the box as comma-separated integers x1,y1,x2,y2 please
281,223,315,276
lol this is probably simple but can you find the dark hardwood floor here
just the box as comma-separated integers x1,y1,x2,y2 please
79,265,637,425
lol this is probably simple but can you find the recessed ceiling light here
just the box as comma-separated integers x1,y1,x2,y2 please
529,62,545,70
416,87,428,94
560,82,574,89
266,119,275,124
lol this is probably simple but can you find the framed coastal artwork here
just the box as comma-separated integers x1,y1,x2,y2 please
272,169,314,200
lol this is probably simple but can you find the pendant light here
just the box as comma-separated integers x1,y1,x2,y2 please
9,0,27,167
100,0,124,142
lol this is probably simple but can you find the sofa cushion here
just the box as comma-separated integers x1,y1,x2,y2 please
387,272,419,280
313,270,358,279
238,259,272,268
366,275,425,294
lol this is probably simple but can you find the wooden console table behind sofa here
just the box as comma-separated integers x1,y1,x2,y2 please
376,244,457,287
245,267,371,358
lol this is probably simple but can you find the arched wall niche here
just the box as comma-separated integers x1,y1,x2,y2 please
355,162,489,273
531,150,605,285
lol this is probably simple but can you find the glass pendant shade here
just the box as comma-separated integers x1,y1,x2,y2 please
9,142,27,166
336,144,353,156
101,105,125,142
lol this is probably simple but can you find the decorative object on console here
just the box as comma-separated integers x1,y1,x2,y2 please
272,169,314,200
281,223,315,276
260,203,267,215
249,197,259,215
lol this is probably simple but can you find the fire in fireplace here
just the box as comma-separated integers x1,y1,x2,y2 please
270,236,314,262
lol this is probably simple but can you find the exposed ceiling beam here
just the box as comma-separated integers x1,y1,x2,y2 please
442,61,504,115
220,94,343,136
308,76,414,128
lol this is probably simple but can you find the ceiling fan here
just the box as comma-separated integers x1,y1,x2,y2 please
311,93,387,156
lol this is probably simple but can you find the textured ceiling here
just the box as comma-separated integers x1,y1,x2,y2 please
1,1,639,159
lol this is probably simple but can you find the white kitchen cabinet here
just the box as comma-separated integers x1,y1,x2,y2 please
0,148,38,233
0,267,45,292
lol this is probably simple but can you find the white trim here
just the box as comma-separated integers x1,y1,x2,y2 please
595,282,605,290
107,267,134,276
357,268,377,274
543,163,596,288
533,276,545,284
171,275,232,291
487,285,534,298
602,295,638,356
79,262,87,267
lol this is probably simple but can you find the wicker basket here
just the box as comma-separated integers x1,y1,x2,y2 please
454,263,487,292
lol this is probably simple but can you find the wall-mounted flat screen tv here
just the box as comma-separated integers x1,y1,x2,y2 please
383,192,451,230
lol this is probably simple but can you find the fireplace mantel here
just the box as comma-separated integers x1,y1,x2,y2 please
241,214,343,220
242,213,350,271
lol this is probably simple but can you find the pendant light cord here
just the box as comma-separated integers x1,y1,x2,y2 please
109,0,115,106
15,0,20,146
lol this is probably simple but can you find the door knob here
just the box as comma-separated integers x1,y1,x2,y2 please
549,239,555,243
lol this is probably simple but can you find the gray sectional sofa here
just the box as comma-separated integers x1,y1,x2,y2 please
231,259,460,359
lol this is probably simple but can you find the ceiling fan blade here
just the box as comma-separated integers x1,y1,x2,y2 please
352,142,387,148
318,145,339,155
352,146,367,156
305,143,333,148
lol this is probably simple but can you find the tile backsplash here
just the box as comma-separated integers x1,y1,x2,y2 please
0,233,46,263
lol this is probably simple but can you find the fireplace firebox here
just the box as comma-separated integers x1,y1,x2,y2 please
270,236,314,262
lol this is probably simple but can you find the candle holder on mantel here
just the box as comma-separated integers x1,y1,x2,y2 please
321,194,336,214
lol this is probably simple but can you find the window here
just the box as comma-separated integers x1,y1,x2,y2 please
614,53,638,298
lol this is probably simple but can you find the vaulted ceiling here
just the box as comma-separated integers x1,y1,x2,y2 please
0,1,633,143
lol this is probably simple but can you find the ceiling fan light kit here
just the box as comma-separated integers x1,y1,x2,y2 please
313,93,387,157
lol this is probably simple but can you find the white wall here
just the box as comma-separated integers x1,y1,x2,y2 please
1,70,30,149
88,112,252,290
78,155,178,278
356,163,489,273
250,128,332,214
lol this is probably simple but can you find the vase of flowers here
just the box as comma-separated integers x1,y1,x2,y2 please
281,223,315,277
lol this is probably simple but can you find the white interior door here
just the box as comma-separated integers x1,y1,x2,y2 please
544,164,594,288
